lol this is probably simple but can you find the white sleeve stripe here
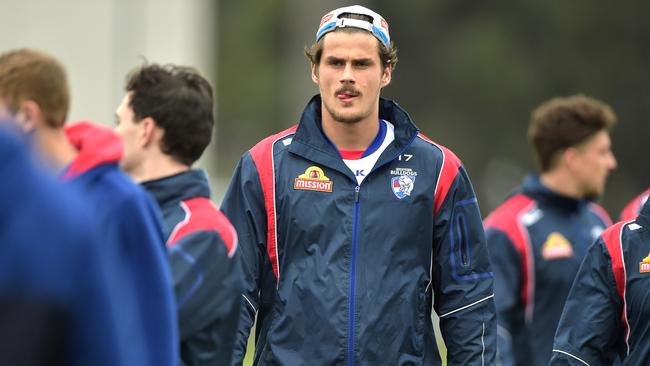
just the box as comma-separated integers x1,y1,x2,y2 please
481,322,485,366
242,294,257,313
551,350,591,366
439,294,494,318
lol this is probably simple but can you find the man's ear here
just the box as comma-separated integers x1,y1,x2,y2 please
561,147,580,171
139,117,158,147
17,100,42,132
311,63,319,84
380,65,392,88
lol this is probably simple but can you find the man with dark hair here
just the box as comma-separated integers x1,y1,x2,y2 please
0,48,178,366
484,94,617,366
114,63,241,366
221,5,496,365
550,200,650,365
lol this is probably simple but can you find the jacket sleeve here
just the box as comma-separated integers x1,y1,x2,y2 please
169,230,242,366
484,228,527,366
549,239,624,365
112,194,179,366
220,153,268,364
432,164,497,365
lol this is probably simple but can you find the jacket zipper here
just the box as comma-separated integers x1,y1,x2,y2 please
348,185,361,366
345,129,418,364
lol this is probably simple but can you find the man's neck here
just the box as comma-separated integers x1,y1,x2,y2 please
321,112,379,151
130,152,190,183
34,127,78,170
539,169,584,199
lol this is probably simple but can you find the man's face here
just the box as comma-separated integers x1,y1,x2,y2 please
312,31,391,125
571,130,617,198
114,93,144,175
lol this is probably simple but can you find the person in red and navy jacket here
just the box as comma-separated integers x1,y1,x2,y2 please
0,49,178,366
220,5,496,365
551,199,650,365
619,188,650,221
483,95,617,366
114,63,241,366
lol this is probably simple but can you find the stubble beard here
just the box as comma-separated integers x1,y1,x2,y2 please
323,100,370,125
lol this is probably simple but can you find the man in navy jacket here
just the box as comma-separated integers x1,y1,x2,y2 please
0,48,178,365
551,199,650,365
484,95,617,366
115,63,241,365
221,5,496,365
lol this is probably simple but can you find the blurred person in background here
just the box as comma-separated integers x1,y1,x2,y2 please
0,124,120,366
619,188,650,220
221,5,496,365
114,63,241,366
483,95,617,366
550,196,650,364
0,48,178,365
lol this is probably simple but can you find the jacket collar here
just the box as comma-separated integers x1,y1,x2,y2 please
636,200,650,227
288,94,419,180
522,174,590,212
141,169,210,206
62,121,123,181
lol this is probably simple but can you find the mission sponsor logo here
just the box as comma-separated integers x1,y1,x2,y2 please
294,166,333,193
640,253,650,273
541,232,573,260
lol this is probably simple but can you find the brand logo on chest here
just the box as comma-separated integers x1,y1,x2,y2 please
640,252,650,273
390,167,417,199
541,232,573,260
294,166,333,192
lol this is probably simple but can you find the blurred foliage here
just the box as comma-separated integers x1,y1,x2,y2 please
217,0,650,215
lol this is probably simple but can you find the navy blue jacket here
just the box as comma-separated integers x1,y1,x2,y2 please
0,127,123,365
62,122,178,365
143,170,241,365
221,95,496,365
551,200,650,365
483,175,611,366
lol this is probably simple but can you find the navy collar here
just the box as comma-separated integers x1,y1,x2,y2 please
522,174,591,212
320,118,388,159
637,200,650,227
141,169,210,206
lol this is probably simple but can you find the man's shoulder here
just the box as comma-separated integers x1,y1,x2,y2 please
78,164,154,213
249,125,299,156
166,197,237,255
410,133,460,163
484,192,535,230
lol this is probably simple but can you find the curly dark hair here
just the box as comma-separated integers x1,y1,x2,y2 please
528,94,617,172
125,64,214,166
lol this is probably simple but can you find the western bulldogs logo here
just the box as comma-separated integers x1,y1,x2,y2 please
392,175,415,199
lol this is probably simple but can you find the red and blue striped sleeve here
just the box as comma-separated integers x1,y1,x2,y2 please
426,140,497,365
